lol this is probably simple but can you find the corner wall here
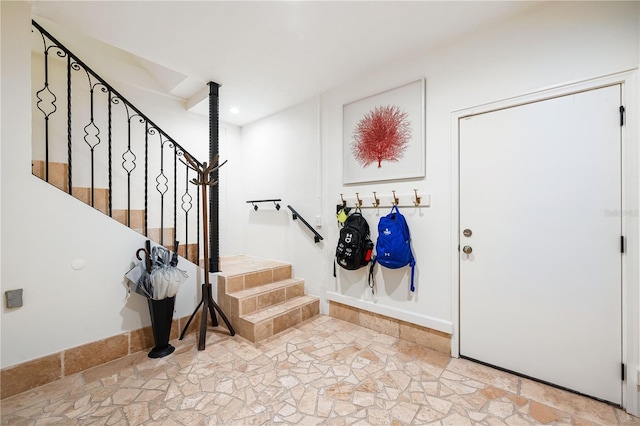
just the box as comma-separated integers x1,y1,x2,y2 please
231,98,326,298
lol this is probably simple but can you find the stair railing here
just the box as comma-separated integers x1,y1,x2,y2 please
31,20,208,264
287,205,324,243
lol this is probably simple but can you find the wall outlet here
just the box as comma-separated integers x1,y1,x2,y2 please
5,289,23,308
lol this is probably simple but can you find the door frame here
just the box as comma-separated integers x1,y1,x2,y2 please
449,70,639,413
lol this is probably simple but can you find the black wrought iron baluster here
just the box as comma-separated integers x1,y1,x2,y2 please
173,144,178,249
34,31,61,183
144,123,149,237
156,136,170,247
181,160,193,262
82,76,104,208
67,55,72,194
121,104,137,227
107,90,113,217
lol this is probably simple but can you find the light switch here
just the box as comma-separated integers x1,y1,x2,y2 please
5,289,23,308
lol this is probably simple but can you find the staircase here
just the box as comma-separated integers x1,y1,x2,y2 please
217,255,320,342
32,159,198,264
31,20,208,269
30,22,321,341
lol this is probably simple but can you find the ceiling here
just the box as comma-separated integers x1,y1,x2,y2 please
30,1,542,127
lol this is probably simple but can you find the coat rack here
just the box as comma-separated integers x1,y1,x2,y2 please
179,152,235,350
339,190,430,209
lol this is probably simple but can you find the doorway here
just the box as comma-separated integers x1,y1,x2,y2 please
458,85,622,404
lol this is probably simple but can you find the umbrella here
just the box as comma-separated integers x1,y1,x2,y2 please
125,240,187,300
132,240,154,298
149,243,188,299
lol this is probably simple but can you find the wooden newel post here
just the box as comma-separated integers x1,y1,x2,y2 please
178,153,235,350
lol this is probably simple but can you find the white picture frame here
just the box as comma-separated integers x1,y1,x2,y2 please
343,78,425,185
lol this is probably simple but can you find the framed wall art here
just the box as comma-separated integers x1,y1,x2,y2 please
343,78,425,185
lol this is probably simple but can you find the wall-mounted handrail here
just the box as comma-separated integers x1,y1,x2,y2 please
287,205,323,243
246,199,281,211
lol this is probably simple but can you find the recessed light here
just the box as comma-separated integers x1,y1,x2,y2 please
229,107,240,114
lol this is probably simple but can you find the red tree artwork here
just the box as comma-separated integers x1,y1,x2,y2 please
351,105,412,168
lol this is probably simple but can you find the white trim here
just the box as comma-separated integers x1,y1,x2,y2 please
326,290,453,334
450,69,639,414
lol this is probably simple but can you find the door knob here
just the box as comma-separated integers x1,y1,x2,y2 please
462,245,473,254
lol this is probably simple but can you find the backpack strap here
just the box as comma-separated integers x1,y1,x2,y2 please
409,253,416,292
368,256,376,295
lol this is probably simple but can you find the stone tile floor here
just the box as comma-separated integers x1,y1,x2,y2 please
2,315,639,425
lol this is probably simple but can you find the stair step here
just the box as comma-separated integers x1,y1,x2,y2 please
229,277,304,299
33,161,197,266
241,294,319,322
219,255,292,277
112,209,178,249
236,295,320,342
147,227,175,246
72,187,109,214
218,255,293,294
176,243,198,265
113,209,144,229
228,278,305,316
32,160,68,192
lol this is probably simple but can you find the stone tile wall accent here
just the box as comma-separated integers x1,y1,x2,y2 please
32,160,68,192
1,315,188,400
329,301,451,354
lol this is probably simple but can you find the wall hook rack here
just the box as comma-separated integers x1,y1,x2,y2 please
372,192,380,208
413,189,421,206
337,191,430,209
246,199,282,211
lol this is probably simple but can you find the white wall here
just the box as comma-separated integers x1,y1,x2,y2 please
231,0,640,410
233,99,327,297
1,1,239,368
236,1,639,328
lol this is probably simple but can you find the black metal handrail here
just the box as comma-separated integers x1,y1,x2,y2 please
31,20,206,264
246,199,282,211
287,205,323,243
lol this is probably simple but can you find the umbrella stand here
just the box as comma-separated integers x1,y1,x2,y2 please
136,239,178,358
178,153,235,350
148,296,176,358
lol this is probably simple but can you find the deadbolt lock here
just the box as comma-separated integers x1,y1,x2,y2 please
463,229,472,237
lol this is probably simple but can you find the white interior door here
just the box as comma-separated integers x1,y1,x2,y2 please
459,85,622,404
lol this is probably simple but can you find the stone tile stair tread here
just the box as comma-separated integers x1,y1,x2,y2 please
241,295,319,323
228,278,303,299
219,255,290,277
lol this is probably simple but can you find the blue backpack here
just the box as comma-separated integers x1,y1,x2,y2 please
374,205,416,292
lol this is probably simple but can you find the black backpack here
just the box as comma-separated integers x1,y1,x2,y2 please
335,210,373,270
